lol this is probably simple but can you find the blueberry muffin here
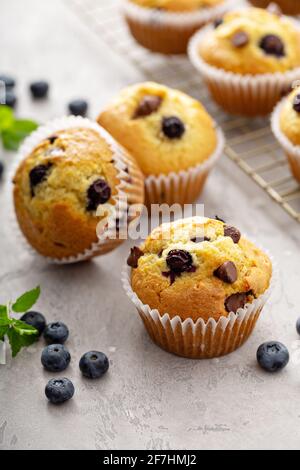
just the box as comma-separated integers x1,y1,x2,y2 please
124,217,272,358
189,7,300,115
250,1,300,16
123,0,232,54
98,82,224,205
13,122,144,262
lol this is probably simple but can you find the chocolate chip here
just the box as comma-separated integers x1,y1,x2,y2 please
162,117,185,139
133,95,162,119
29,164,52,195
224,225,241,244
166,249,193,273
259,34,285,57
48,135,58,144
214,18,223,28
225,292,252,314
127,247,143,268
191,237,210,243
214,261,238,284
86,178,111,211
231,31,249,48
293,94,300,113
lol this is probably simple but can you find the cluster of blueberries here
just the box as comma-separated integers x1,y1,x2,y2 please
21,311,109,405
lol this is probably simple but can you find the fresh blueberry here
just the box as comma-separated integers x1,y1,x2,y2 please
45,378,75,404
20,311,46,337
30,81,49,99
68,99,88,117
43,322,69,345
257,341,289,372
296,318,300,336
4,90,17,108
79,351,109,379
0,162,4,181
41,344,71,372
0,74,16,89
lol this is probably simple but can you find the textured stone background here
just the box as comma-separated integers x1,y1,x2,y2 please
0,0,300,450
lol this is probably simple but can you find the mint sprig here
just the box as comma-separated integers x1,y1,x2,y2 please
0,286,41,357
0,105,38,151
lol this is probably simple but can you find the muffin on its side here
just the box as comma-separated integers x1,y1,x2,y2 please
13,119,144,262
123,0,233,55
98,82,224,206
271,87,300,183
250,0,300,16
189,7,300,115
123,217,273,359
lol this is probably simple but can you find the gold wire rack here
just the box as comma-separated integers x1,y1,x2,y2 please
67,0,300,223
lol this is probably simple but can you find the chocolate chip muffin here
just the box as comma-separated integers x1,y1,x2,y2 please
188,7,300,115
98,82,224,206
271,87,300,183
124,217,272,358
250,1,300,16
123,0,233,54
13,119,144,262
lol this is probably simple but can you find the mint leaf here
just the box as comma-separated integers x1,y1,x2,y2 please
0,325,9,342
0,305,8,321
12,320,38,335
0,105,14,131
2,119,38,151
7,325,38,358
12,286,40,313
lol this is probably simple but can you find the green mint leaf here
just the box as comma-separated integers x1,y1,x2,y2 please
12,286,41,313
7,325,38,358
0,325,9,342
12,320,38,335
2,119,38,151
0,105,14,131
0,305,8,320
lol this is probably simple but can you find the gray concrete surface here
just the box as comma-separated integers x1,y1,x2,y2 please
1,0,300,450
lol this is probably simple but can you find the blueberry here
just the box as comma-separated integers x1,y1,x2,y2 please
68,99,88,117
41,344,71,372
4,90,17,108
20,311,46,336
43,322,69,345
0,74,16,89
257,341,289,372
30,81,49,99
296,318,300,335
162,116,185,139
79,351,109,379
0,162,4,181
45,378,74,404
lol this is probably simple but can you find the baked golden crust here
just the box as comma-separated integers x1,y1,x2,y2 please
199,7,300,75
130,217,272,322
279,87,300,146
98,82,218,176
129,0,223,12
13,127,144,260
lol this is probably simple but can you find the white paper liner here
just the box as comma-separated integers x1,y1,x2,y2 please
10,116,143,264
271,97,300,181
122,241,275,359
122,0,236,28
144,126,225,206
188,22,300,116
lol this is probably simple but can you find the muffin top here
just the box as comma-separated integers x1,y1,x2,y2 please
128,217,272,322
198,7,300,75
128,0,223,12
98,82,218,176
279,87,300,146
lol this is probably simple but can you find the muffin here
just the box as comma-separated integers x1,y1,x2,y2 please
98,82,224,207
13,117,144,263
188,7,300,116
123,0,234,54
123,217,273,358
250,1,300,16
271,87,300,183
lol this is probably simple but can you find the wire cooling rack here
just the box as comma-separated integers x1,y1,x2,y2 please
67,0,300,223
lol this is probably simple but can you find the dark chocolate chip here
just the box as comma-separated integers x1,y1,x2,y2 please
127,246,143,268
29,164,52,195
231,31,249,48
224,225,241,244
293,94,300,113
162,117,185,139
133,95,162,119
86,178,111,211
214,18,223,28
259,34,285,57
225,292,251,314
166,249,193,274
48,135,58,144
214,261,238,284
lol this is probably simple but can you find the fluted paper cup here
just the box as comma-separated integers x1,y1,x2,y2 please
122,255,274,359
271,98,300,182
188,24,300,116
145,127,224,207
122,0,236,55
11,116,144,264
